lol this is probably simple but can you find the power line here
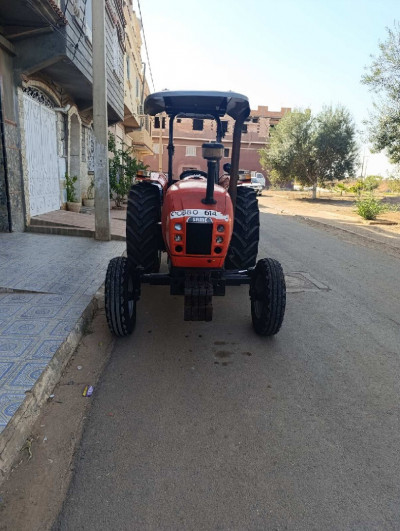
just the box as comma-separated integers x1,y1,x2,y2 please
136,0,156,92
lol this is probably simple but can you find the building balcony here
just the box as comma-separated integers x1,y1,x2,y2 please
1,0,124,123
127,127,153,157
123,104,140,129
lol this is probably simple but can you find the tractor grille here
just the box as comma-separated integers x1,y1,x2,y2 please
186,222,213,255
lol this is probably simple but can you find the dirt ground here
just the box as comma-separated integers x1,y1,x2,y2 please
259,190,400,236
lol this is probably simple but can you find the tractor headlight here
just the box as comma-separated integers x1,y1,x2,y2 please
216,236,224,244
217,224,225,232
174,223,182,231
174,234,182,242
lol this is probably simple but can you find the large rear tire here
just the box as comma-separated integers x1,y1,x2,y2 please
225,187,259,270
126,182,161,273
250,258,286,336
105,257,136,337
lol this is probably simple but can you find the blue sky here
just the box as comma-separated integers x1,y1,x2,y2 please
137,0,399,175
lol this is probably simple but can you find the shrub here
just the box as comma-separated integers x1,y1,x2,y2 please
386,178,400,193
363,175,382,191
349,180,364,195
108,133,148,207
355,195,387,220
65,173,78,203
335,182,349,195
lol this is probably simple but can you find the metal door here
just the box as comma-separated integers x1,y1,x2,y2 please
23,91,61,216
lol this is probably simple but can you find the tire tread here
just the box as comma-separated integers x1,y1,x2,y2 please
225,187,260,269
126,182,160,273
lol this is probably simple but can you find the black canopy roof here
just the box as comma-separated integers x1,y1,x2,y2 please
144,91,250,120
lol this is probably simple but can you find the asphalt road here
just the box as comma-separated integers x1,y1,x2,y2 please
55,210,400,531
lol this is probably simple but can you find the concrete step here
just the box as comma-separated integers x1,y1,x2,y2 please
27,224,126,241
27,225,94,238
30,218,83,228
30,215,91,228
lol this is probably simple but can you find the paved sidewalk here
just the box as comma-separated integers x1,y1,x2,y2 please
29,208,127,240
0,233,125,433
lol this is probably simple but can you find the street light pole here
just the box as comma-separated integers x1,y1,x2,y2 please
92,0,111,241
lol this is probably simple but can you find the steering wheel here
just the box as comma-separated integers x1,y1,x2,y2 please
179,169,208,180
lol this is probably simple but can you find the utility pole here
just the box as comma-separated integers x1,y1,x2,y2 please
92,0,111,241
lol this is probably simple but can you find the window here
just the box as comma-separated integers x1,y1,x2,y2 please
154,117,166,129
224,148,230,158
177,118,182,123
186,146,196,156
136,77,140,98
126,56,130,81
242,124,248,133
252,117,259,123
221,120,228,134
193,119,203,131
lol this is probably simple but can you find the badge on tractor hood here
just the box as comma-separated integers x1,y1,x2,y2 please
170,209,229,221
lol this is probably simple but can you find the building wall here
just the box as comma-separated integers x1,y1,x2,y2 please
0,47,25,231
122,0,153,161
124,0,143,121
142,105,290,182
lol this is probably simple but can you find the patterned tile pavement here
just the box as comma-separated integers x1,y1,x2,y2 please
0,232,125,432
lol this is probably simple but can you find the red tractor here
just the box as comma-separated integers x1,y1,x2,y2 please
105,91,286,336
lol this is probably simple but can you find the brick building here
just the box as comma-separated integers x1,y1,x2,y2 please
143,104,290,183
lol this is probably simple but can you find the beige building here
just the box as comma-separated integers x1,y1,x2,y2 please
109,0,153,159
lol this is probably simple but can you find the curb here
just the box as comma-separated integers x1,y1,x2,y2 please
0,287,103,485
263,203,400,256
295,215,400,256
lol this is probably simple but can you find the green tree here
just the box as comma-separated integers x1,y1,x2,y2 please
361,22,400,164
260,106,358,199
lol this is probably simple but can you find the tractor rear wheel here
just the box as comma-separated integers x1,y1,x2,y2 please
126,182,161,273
250,258,286,336
225,187,259,270
105,256,136,337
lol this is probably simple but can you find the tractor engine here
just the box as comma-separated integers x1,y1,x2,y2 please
162,181,234,268
162,141,233,268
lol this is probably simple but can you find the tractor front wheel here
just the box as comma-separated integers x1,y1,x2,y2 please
225,186,259,270
127,182,161,273
105,257,136,337
250,258,286,336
